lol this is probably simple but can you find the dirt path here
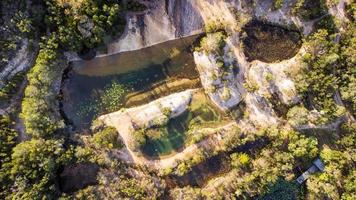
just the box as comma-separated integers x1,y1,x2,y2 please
0,79,27,115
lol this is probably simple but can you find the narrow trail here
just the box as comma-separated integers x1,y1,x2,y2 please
0,79,27,115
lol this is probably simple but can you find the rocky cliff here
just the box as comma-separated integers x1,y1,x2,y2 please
105,0,204,55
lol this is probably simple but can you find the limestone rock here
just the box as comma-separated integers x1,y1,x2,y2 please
0,39,37,89
247,50,302,106
99,89,195,130
106,0,204,54
194,51,242,111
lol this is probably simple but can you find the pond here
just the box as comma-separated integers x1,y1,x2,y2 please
61,35,202,130
141,91,227,157
242,20,302,63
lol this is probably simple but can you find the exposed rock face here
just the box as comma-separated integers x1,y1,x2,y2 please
67,0,333,171
247,52,302,106
67,0,318,60
194,48,242,111
106,0,204,54
0,39,37,89
253,0,297,26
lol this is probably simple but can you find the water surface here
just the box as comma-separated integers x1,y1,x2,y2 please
61,35,201,130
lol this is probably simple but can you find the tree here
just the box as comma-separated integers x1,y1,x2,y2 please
21,36,65,138
288,133,318,160
0,115,18,198
171,186,203,200
294,29,343,124
257,178,301,200
8,139,66,199
92,126,122,149
0,115,18,166
197,32,226,55
231,153,250,169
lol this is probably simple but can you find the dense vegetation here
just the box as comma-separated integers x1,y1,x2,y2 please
294,5,355,123
0,0,144,198
21,36,65,138
0,0,354,199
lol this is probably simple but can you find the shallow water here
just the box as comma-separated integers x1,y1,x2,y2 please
141,92,225,157
61,35,201,130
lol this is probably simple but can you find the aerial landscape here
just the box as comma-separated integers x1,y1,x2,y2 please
0,0,355,199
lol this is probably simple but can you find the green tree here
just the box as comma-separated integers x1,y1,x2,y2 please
257,178,301,200
0,115,18,198
21,36,65,138
92,126,122,149
288,133,318,159
8,139,66,199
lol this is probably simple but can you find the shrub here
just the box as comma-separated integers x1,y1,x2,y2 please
243,80,259,93
204,20,225,33
286,105,309,127
0,71,25,104
0,115,18,166
265,72,274,81
92,127,122,149
292,0,328,20
130,129,146,151
198,32,226,54
288,134,318,159
230,153,250,168
221,87,231,101
161,107,172,117
257,178,301,200
44,0,126,51
273,0,284,10
0,115,18,198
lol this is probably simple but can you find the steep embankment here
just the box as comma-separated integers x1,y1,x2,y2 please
64,0,205,60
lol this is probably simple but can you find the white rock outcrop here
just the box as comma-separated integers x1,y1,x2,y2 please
194,51,242,111
247,52,302,106
0,39,37,89
99,89,194,129
106,0,204,55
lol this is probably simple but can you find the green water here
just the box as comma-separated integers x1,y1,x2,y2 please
61,35,201,130
61,34,229,157
141,95,224,157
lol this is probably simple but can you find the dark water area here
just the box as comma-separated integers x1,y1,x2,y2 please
242,20,302,63
61,35,201,130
